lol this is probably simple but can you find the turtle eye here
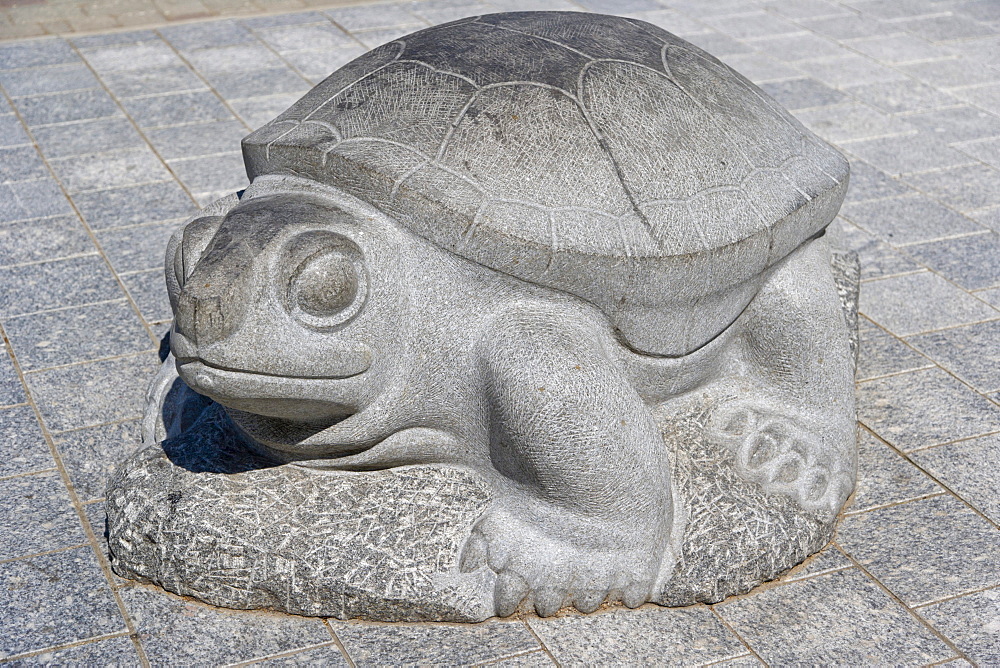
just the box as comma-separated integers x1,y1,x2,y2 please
283,232,367,329
292,250,358,317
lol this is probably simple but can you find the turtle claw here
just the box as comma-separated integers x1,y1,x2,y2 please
708,401,853,516
464,496,664,618
495,571,529,617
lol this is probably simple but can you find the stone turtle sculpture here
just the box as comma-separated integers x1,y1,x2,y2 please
106,11,859,621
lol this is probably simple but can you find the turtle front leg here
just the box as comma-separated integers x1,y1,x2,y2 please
462,306,676,617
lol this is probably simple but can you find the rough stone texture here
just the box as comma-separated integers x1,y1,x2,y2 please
106,12,858,622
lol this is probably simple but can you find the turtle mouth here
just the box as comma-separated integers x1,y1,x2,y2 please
175,359,360,423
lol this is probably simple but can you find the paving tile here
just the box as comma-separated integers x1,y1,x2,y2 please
794,53,905,89
324,3,424,31
904,163,1000,211
97,220,183,274
256,22,355,53
703,11,804,39
912,433,1000,524
975,286,1000,308
335,619,540,666
840,194,984,246
71,29,159,50
953,83,1000,114
826,219,923,280
842,160,913,202
121,268,173,324
0,346,26,407
82,41,182,75
907,319,1000,393
849,430,941,513
159,19,255,50
899,57,1000,89
250,644,349,666
799,13,900,40
904,231,1000,291
623,9,710,36
846,79,959,115
15,89,121,128
0,114,30,148
101,64,207,99
0,215,94,268
857,368,1000,451
25,351,161,432
0,405,52,478
0,546,125,659
861,271,998,335
763,0,850,20
32,117,146,160
0,38,78,70
838,494,1000,606
904,106,1000,143
716,568,952,664
0,63,100,97
4,300,152,372
956,136,1000,169
72,180,196,230
0,177,74,225
526,606,745,665
795,102,912,144
0,146,48,185
240,11,330,30
278,47,367,83
50,147,172,194
0,255,122,318
952,0,1000,24
898,14,995,42
844,0,949,22
759,78,847,111
683,31,753,57
184,43,284,74
121,584,331,666
779,544,854,582
919,588,1000,665
14,635,140,666
122,90,232,129
144,120,246,161
167,152,247,198
53,418,143,502
842,133,974,176
847,33,949,65
744,32,845,61
353,27,419,50
406,1,492,25
201,66,309,101
0,470,85,560
856,317,934,380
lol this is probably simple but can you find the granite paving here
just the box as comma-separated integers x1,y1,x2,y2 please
0,0,998,664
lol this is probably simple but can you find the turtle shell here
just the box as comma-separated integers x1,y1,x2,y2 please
243,12,849,356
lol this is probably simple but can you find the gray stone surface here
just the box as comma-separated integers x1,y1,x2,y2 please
716,568,955,665
527,605,747,665
1,0,997,661
0,470,86,560
119,584,335,666
0,546,126,660
334,619,540,666
838,495,1000,606
911,433,1000,524
848,430,941,514
0,404,52,477
919,588,1000,666
107,11,858,622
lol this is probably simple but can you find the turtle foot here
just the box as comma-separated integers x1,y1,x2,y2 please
708,400,852,516
459,496,662,617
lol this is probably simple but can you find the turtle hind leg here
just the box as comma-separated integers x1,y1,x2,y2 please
467,305,676,617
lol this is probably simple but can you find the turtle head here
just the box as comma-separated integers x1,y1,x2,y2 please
165,183,411,434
